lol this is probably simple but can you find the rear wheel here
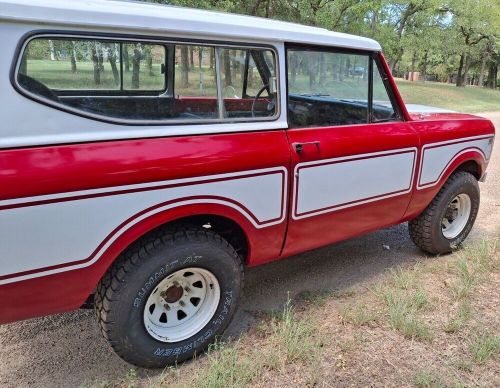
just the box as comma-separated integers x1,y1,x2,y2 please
95,226,243,368
409,171,479,254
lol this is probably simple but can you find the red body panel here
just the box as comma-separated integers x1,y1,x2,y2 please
283,122,418,256
0,131,290,323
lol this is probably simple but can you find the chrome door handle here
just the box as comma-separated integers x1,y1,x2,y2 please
293,141,320,153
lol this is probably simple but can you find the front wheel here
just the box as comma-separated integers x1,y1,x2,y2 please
94,227,243,368
409,171,480,254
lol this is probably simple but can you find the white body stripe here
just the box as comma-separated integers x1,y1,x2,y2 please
0,168,287,284
418,135,494,189
0,135,494,284
292,148,417,220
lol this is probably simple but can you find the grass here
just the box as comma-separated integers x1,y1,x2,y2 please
164,296,320,387
375,265,434,341
270,298,319,363
101,235,499,387
193,341,261,388
395,79,500,113
413,370,445,388
444,302,471,334
339,303,378,326
469,333,500,364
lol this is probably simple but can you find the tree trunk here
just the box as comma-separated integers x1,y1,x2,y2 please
181,46,189,88
49,40,56,61
146,46,153,76
223,50,232,86
189,46,194,70
70,42,77,73
107,44,119,86
198,47,203,70
131,44,141,89
209,49,214,70
123,47,130,72
410,51,417,81
308,56,317,88
478,52,487,87
319,53,326,84
91,44,101,86
486,63,498,89
421,51,428,82
456,54,465,87
462,55,471,86
290,54,297,85
390,57,399,74
97,46,104,73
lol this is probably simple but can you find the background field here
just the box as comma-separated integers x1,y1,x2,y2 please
395,79,500,113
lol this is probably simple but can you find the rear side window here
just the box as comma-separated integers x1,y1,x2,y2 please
15,35,278,124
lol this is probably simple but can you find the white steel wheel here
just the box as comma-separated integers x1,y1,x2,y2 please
441,194,472,239
143,267,220,343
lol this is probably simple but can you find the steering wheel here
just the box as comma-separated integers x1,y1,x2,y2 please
251,84,275,118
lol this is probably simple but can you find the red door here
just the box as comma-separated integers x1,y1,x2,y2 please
282,47,418,256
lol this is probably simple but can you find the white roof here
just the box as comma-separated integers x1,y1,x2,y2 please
0,0,381,51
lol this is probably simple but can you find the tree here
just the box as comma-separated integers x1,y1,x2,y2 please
132,43,142,89
90,42,102,86
180,45,189,87
106,43,120,86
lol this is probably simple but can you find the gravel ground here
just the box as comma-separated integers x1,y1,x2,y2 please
1,113,498,387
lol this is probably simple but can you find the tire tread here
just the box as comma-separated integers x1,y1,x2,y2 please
94,225,243,365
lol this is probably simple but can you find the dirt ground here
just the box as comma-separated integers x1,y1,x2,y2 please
0,113,499,388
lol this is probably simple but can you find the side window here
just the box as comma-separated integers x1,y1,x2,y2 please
372,61,397,122
16,36,278,123
219,48,277,118
173,44,218,119
287,49,369,128
122,43,166,91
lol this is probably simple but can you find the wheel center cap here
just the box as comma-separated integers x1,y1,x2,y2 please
164,284,183,303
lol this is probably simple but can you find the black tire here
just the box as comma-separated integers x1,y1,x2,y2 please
409,171,480,255
94,226,243,368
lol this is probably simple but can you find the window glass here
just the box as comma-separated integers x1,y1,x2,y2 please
172,44,218,119
219,48,277,119
287,49,369,128
17,37,277,123
174,45,217,98
372,62,397,122
20,38,122,90
122,43,166,90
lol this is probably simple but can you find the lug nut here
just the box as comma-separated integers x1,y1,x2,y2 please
179,301,185,307
185,287,191,293
164,304,170,310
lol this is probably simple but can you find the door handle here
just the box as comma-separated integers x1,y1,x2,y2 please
293,141,320,153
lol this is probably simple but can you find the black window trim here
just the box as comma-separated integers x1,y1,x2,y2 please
11,30,281,126
371,53,404,122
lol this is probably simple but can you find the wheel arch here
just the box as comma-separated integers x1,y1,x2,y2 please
404,151,486,222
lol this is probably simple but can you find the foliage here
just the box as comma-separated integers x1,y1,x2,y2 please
142,0,500,89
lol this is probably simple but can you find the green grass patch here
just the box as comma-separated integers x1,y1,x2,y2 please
413,369,445,388
378,286,433,341
395,79,500,113
270,298,319,363
469,333,500,364
187,297,319,388
339,303,378,326
444,302,471,334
